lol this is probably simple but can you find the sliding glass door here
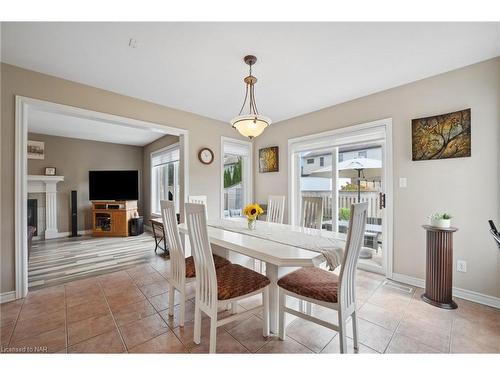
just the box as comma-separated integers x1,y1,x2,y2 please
290,120,392,275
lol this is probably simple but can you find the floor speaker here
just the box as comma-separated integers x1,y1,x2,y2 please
70,190,80,237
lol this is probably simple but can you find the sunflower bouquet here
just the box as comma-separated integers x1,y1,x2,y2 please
243,203,264,230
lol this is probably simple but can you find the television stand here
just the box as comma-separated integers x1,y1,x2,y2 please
91,200,138,237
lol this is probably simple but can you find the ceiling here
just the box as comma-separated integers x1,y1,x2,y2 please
3,22,500,123
28,109,168,146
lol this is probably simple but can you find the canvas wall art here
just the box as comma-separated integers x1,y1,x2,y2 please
412,108,471,161
259,146,279,173
27,140,45,160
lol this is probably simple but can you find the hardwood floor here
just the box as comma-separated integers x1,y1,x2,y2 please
28,234,162,290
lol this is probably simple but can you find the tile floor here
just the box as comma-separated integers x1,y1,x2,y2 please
1,253,499,354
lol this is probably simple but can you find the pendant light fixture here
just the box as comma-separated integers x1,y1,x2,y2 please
230,55,271,139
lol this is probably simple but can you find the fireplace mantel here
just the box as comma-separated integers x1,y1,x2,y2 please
28,175,64,239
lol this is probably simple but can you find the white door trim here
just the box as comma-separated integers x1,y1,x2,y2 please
220,136,253,218
287,118,393,278
14,96,190,299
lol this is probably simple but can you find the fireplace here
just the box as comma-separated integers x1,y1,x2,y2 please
27,198,38,236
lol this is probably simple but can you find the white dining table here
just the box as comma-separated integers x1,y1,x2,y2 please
177,218,347,334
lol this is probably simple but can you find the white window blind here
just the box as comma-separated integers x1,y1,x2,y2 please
152,147,180,167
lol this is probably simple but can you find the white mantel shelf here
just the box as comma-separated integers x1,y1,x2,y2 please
28,175,64,239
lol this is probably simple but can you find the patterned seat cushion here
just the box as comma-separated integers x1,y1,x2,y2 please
216,264,270,300
277,267,339,303
185,255,231,278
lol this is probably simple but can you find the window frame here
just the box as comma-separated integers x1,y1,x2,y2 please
220,137,253,219
150,142,180,217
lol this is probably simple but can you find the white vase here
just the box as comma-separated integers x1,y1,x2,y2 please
430,218,451,228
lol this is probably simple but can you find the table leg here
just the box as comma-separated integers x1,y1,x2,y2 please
265,262,279,334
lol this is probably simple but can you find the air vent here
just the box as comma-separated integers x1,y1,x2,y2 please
382,280,414,294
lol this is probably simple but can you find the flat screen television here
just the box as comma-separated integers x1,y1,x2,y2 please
89,170,139,201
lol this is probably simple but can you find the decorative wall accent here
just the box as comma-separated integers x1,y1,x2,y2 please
259,146,279,173
412,109,471,161
28,140,45,159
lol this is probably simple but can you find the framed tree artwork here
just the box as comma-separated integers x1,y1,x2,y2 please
259,146,279,173
412,108,471,161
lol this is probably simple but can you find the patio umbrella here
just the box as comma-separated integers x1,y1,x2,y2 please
309,157,382,202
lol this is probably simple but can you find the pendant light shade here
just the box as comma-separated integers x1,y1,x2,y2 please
231,55,271,139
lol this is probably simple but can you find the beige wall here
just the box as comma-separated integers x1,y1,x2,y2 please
27,133,144,233
254,57,500,298
142,134,180,224
1,63,245,294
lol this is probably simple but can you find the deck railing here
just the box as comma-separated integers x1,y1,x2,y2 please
301,190,382,221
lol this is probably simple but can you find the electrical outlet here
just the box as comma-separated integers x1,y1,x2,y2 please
457,260,467,273
399,177,407,188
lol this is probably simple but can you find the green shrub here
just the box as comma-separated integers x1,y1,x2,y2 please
339,207,351,221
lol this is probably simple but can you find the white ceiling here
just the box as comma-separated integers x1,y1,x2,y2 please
3,22,500,123
28,109,167,146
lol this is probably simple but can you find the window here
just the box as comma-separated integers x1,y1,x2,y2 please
320,156,325,166
221,137,252,218
358,150,367,158
151,144,180,216
307,158,314,164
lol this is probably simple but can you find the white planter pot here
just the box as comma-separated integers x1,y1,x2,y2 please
430,218,451,228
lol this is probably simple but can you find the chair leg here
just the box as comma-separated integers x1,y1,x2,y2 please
193,303,201,345
263,287,269,337
338,312,347,354
168,284,175,316
179,292,186,327
209,317,217,354
278,288,285,340
352,311,359,352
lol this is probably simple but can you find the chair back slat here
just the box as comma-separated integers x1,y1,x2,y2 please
188,195,207,205
300,196,323,229
339,202,368,313
185,202,218,312
160,201,185,287
267,195,285,224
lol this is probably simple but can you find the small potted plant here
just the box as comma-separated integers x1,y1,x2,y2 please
429,213,452,228
243,203,264,230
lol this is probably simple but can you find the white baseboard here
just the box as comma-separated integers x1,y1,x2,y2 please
0,291,16,304
391,273,500,309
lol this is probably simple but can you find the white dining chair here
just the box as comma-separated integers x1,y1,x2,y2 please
188,195,207,205
300,196,323,229
160,200,230,326
277,202,368,354
267,195,286,224
185,202,271,353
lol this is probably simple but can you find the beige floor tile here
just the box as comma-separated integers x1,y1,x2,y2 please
451,317,500,353
190,330,249,354
126,264,157,279
25,285,65,303
148,291,182,311
132,272,166,288
112,299,156,327
68,329,125,353
64,277,101,295
257,337,313,353
386,333,442,353
119,313,169,349
12,308,65,341
1,323,15,347
158,300,196,329
345,317,393,353
0,299,24,327
129,331,188,353
358,302,404,332
19,296,65,321
139,280,170,298
321,336,379,354
67,299,109,324
65,287,105,308
67,313,116,346
172,318,225,350
226,315,271,353
367,284,413,311
285,317,336,353
105,287,146,309
10,327,66,353
396,315,451,353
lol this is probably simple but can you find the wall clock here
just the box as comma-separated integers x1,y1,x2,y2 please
198,148,214,165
